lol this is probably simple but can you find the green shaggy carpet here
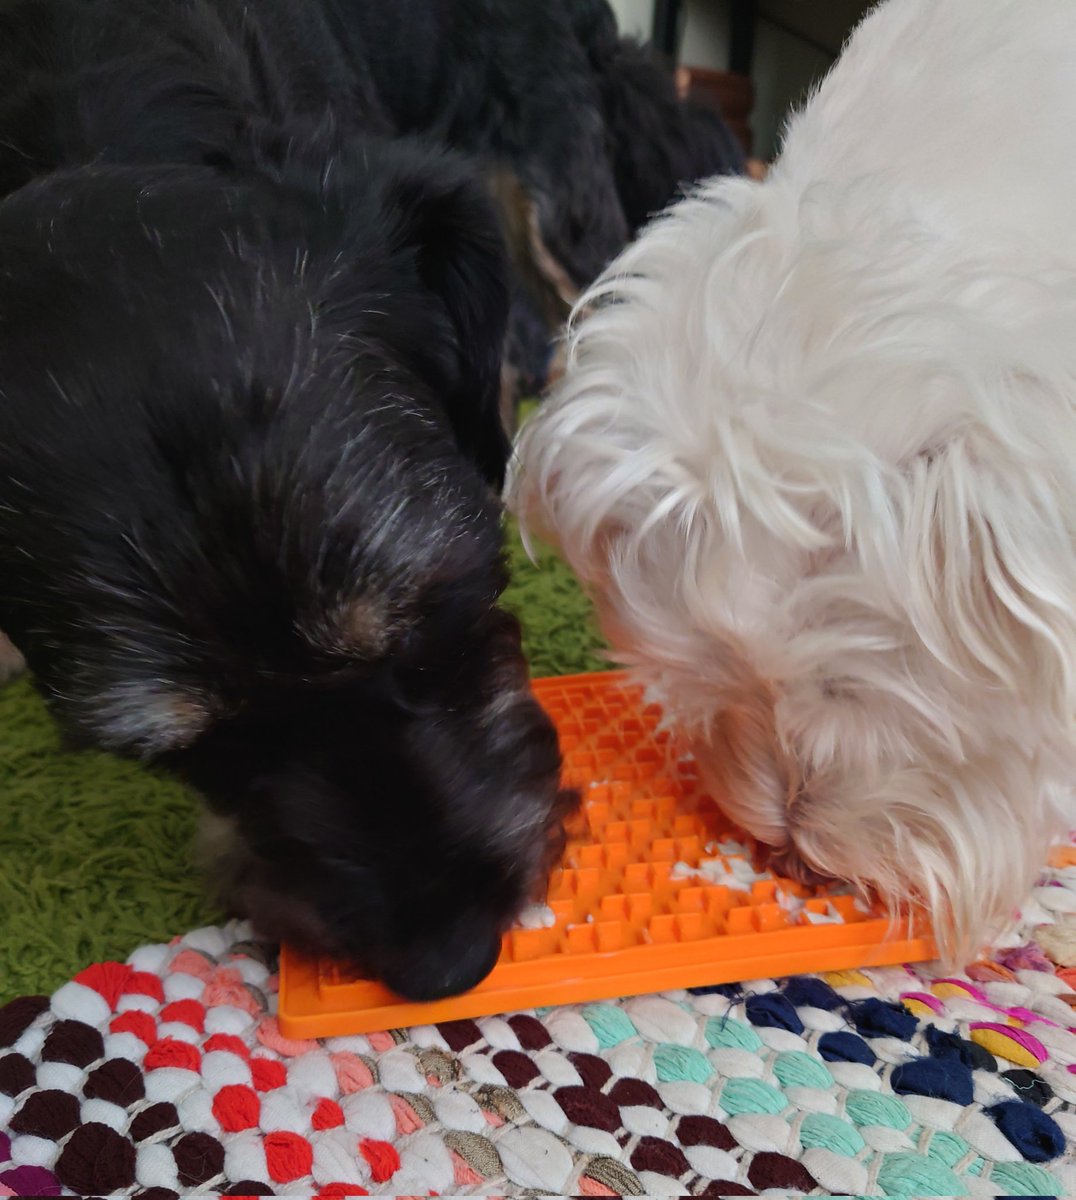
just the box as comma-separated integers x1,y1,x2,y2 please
0,534,605,1003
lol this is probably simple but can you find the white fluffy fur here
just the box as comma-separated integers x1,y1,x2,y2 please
511,0,1076,963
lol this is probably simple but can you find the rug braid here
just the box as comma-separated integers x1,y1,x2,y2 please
3,848,1076,1196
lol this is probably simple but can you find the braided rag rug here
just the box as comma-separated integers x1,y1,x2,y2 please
4,850,1076,1197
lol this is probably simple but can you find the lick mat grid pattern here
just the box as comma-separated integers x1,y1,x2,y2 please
279,671,934,1039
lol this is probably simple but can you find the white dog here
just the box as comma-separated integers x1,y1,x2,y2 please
511,0,1076,962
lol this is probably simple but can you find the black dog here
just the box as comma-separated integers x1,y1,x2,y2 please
0,0,580,1000
567,0,745,234
499,0,746,402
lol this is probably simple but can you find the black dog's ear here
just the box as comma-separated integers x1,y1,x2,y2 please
387,154,512,491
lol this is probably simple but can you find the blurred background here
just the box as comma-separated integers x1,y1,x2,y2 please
611,0,874,161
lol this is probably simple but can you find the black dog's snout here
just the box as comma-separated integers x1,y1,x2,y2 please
379,922,503,1002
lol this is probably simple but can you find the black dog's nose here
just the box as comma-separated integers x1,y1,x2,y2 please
380,923,502,1002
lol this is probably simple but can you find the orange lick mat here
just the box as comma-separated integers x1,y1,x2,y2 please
278,670,935,1037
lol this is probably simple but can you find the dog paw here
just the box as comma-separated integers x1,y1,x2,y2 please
766,842,833,887
0,632,26,685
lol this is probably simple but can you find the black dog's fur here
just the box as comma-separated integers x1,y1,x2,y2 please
501,0,746,399
596,47,746,235
568,0,744,234
0,0,580,1000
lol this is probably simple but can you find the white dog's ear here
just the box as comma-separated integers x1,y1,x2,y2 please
788,757,1066,967
793,433,1075,963
898,439,1074,731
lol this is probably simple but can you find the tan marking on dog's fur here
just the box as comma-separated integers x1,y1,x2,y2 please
487,168,578,328
546,339,568,388
197,809,334,947
336,597,391,653
500,361,520,438
0,631,26,684
167,696,212,740
197,810,245,877
304,597,393,658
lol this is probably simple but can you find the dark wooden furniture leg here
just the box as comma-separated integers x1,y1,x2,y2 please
652,0,757,73
729,0,758,74
651,0,682,61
